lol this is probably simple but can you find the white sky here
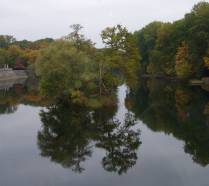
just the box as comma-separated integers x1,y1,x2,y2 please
0,0,205,46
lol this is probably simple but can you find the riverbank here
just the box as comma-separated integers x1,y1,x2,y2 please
190,77,209,85
141,74,209,93
141,74,209,84
0,69,28,81
141,74,183,82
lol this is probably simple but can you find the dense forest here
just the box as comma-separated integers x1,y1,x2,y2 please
134,1,209,79
0,1,209,104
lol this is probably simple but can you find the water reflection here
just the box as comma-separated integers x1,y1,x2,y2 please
38,101,95,173
127,79,209,166
0,79,48,115
95,112,141,174
1,78,209,178
0,83,25,114
37,99,141,174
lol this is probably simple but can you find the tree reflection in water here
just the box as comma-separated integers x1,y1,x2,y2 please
38,102,94,173
0,81,48,115
0,85,24,115
127,79,209,166
96,113,141,175
37,100,141,174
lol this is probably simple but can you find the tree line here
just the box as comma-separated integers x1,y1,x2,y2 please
0,1,208,103
0,35,53,68
134,1,209,79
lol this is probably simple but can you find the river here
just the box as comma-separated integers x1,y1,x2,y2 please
0,80,209,186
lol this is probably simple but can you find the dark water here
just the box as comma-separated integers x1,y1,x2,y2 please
0,80,209,186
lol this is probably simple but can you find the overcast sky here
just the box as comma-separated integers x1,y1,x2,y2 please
0,0,205,46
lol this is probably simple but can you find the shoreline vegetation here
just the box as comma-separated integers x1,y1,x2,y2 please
0,2,209,105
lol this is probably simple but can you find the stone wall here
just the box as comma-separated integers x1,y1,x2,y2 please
0,68,27,81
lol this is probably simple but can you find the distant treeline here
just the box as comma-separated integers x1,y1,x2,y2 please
134,1,209,79
0,36,54,68
0,1,209,81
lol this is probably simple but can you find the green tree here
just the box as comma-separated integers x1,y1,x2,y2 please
64,24,95,54
184,2,209,77
134,22,163,72
7,45,24,67
0,48,8,67
101,25,140,87
0,35,16,48
101,25,129,51
35,40,97,102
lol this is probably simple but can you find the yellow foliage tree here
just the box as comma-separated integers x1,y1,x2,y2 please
175,42,192,79
203,49,209,69
204,57,209,68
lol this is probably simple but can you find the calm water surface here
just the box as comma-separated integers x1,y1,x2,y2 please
0,80,209,186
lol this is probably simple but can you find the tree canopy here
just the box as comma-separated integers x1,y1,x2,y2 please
134,1,209,79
